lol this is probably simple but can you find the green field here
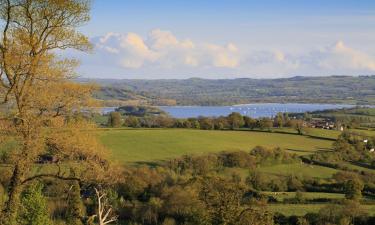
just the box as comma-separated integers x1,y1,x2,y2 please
99,128,334,163
267,204,375,216
258,163,339,179
263,192,346,201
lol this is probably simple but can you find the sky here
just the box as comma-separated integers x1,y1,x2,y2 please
72,0,375,79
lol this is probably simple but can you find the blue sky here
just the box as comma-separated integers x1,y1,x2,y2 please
75,0,375,79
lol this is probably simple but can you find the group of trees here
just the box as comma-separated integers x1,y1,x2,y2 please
102,145,373,225
309,131,375,168
107,111,307,134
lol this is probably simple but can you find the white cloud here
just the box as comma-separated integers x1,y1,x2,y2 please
80,30,375,78
148,29,179,49
94,29,240,69
317,41,375,71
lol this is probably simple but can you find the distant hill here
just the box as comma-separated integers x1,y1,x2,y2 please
79,76,375,106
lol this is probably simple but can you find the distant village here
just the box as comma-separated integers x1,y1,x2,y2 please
307,118,344,131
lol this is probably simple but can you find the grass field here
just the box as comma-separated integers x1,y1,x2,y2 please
263,192,346,201
258,163,339,179
221,163,338,180
99,128,334,163
263,192,375,203
267,204,375,216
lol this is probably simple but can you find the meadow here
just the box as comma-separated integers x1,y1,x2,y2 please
267,204,375,216
99,128,334,163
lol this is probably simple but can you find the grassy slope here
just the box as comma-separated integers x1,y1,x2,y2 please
99,128,334,163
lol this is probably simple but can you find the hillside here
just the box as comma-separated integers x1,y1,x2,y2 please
82,76,375,106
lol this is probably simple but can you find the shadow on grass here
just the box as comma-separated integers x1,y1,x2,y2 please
132,161,163,168
286,149,313,154
238,128,338,141
348,161,375,170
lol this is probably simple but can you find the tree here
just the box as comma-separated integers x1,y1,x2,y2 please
291,119,306,135
0,1,110,223
107,112,122,127
18,183,52,225
198,117,214,130
227,112,245,129
259,118,273,131
318,200,367,225
162,186,208,224
200,176,273,225
344,178,364,200
287,175,304,191
124,116,140,128
296,217,309,225
244,116,257,130
274,112,284,128
141,197,163,224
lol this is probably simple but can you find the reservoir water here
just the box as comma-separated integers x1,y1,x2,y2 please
102,103,354,118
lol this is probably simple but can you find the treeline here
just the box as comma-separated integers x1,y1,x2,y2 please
168,146,299,177
107,111,306,133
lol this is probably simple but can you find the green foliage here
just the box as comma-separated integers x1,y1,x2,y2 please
200,176,273,225
287,175,304,192
116,105,166,117
294,191,305,203
344,178,364,200
124,116,140,128
250,146,299,165
259,118,273,130
107,111,122,127
227,112,245,129
66,181,84,225
274,112,285,128
318,200,368,225
18,183,52,225
198,117,215,130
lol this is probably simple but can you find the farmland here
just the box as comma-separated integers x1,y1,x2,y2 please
99,128,334,163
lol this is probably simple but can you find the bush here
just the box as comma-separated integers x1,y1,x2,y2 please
107,112,122,127
219,151,256,168
18,182,52,225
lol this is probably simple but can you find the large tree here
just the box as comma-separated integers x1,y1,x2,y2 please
0,0,110,223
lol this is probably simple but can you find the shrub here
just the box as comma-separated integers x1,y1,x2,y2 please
18,183,52,225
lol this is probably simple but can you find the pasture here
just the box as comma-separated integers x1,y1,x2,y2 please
99,128,334,163
258,163,339,179
267,204,375,216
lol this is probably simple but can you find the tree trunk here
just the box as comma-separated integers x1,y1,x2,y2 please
2,164,24,225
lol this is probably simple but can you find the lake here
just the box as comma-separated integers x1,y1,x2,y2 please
102,103,354,118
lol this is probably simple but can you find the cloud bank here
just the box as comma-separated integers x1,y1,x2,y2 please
95,29,239,70
79,29,375,78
